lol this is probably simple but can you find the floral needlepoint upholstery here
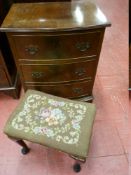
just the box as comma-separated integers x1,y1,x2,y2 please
4,90,96,158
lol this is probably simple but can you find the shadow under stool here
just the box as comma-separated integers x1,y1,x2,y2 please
3,90,96,172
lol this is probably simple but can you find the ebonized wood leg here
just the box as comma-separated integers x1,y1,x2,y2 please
73,162,81,173
16,140,30,155
70,155,86,172
8,136,30,155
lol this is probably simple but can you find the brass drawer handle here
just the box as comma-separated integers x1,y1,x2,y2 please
73,87,83,94
31,72,44,78
76,42,90,52
75,68,86,76
25,45,38,55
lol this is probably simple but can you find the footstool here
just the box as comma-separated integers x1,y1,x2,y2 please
4,90,96,172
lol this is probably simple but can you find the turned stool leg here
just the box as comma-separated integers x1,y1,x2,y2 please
73,161,81,173
16,140,30,155
8,137,30,155
70,155,86,172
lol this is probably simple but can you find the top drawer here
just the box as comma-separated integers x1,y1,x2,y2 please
10,31,101,60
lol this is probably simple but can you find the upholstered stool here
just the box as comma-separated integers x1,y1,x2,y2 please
4,90,96,172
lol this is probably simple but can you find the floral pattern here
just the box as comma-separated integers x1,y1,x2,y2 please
11,93,88,145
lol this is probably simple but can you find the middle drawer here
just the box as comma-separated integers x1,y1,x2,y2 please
20,59,97,83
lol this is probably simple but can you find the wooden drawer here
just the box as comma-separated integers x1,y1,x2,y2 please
20,59,97,83
11,31,101,60
25,80,93,99
0,68,9,87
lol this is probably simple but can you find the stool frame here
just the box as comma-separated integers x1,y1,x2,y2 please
9,136,86,173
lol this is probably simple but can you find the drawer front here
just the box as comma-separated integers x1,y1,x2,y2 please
0,68,9,87
12,31,101,60
25,80,93,99
20,59,97,83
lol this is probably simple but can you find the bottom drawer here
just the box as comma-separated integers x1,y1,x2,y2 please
25,80,93,99
0,68,9,87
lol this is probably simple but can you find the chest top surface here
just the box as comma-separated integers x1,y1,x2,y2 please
1,1,111,32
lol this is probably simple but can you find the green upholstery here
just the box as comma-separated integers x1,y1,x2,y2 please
4,90,96,159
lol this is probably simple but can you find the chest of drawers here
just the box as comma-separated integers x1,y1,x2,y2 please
1,2,111,101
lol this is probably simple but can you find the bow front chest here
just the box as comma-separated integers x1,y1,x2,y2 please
1,2,111,101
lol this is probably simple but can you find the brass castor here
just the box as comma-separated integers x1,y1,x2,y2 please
73,163,81,172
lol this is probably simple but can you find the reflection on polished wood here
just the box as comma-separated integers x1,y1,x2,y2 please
1,2,111,32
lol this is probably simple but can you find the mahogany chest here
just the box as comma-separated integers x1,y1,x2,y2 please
1,2,111,101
